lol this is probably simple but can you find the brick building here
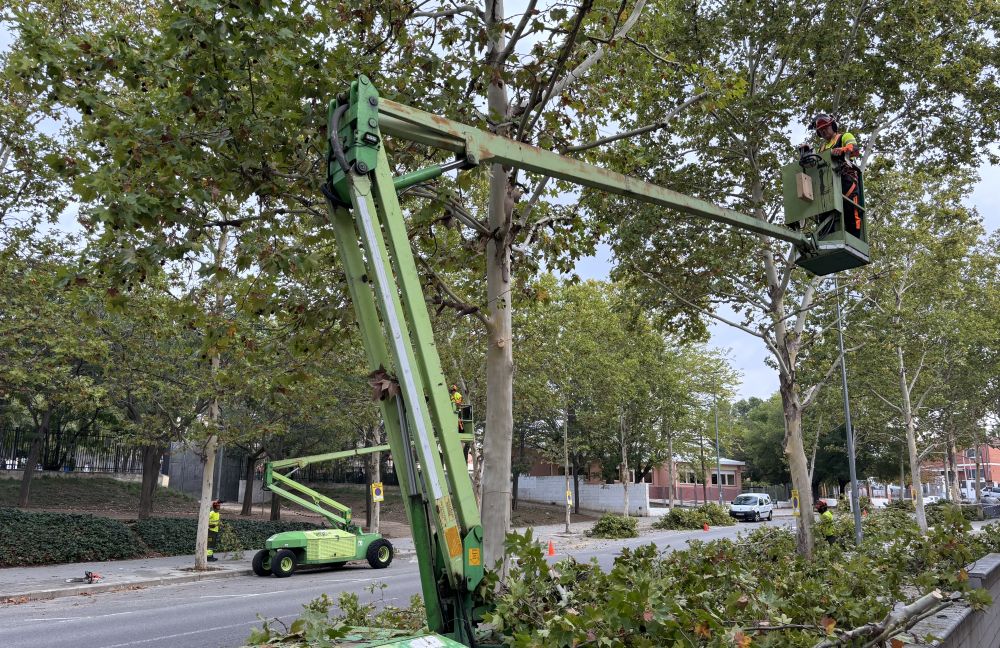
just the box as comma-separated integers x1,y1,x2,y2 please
524,452,745,505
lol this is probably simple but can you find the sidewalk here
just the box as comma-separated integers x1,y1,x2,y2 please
0,553,254,603
1,538,420,604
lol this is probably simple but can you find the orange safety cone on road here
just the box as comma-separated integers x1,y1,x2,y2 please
702,522,710,531
547,539,556,556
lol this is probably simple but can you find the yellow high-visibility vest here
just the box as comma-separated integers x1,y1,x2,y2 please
209,510,220,532
819,132,858,155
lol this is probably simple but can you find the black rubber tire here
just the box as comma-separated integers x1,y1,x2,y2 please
271,549,298,578
366,538,394,569
767,511,773,521
252,550,272,577
753,511,760,522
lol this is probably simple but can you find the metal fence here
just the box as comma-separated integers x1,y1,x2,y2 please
741,484,792,502
982,504,1000,519
0,429,145,474
236,453,399,486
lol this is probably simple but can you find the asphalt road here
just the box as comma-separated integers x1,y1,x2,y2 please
1,519,793,648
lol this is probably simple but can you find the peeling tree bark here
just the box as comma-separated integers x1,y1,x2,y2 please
195,228,228,570
480,0,514,573
897,342,927,531
948,434,961,502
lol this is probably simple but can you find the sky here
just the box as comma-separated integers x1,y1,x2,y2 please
572,162,1000,401
4,17,999,403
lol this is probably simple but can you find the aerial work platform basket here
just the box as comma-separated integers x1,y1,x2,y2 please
781,149,869,276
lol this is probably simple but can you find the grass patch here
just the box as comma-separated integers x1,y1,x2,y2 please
0,475,197,513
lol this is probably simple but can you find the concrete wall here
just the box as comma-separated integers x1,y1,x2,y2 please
238,478,270,505
167,442,243,502
903,553,1000,647
517,475,651,516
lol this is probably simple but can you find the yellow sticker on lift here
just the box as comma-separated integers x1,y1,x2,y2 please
468,548,481,566
445,526,462,558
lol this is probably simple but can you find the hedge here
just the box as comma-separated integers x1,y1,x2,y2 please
0,508,322,567
135,517,321,556
0,508,144,567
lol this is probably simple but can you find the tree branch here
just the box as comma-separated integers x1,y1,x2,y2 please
801,354,842,409
793,275,820,338
562,91,709,154
517,0,647,125
872,389,903,414
813,589,945,648
411,4,481,19
497,0,539,65
908,348,928,396
414,253,491,328
623,35,681,68
632,265,764,340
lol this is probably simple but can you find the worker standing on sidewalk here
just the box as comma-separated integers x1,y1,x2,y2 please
207,500,221,562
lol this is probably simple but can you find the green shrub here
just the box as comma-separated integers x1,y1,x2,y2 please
825,508,919,546
586,513,638,538
0,508,143,566
699,503,735,526
926,502,983,525
884,499,914,512
135,517,321,556
652,504,736,530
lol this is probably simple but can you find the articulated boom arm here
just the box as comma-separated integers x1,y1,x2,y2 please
322,74,867,646
378,100,809,247
263,445,388,530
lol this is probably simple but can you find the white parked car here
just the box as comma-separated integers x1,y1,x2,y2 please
923,495,943,504
729,493,774,522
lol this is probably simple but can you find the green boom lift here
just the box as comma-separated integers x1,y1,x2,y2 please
251,444,395,577
305,75,867,646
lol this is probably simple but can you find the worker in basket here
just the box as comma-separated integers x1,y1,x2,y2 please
812,113,863,238
450,384,464,432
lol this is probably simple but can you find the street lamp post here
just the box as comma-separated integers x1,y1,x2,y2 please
715,393,723,505
835,276,863,545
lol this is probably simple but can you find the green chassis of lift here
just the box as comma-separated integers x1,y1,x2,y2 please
253,421,476,579
309,75,868,647
252,444,394,578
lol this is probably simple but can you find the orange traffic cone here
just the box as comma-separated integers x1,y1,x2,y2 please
547,539,556,556
702,522,710,531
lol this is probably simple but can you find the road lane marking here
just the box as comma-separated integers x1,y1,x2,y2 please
98,615,296,648
199,589,291,599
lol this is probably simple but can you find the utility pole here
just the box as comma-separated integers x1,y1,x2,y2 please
714,393,723,505
835,276,863,545
563,402,570,533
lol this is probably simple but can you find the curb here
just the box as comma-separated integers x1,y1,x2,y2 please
1,568,253,604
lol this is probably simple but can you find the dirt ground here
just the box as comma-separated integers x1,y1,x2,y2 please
0,476,597,537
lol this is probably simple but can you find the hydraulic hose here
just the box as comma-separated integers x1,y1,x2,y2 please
329,103,352,173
